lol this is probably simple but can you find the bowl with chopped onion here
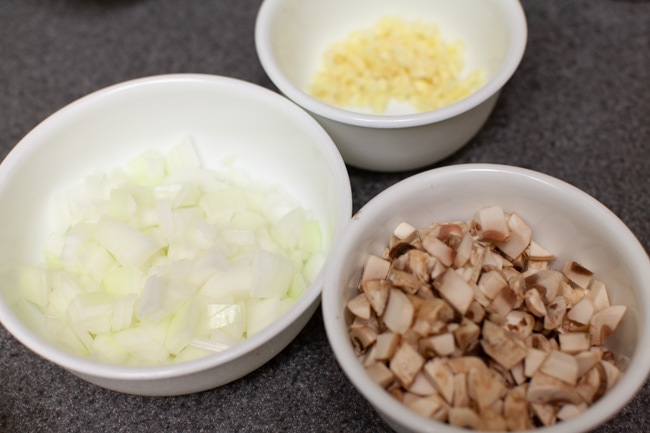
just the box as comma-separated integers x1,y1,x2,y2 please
322,164,650,432
0,74,352,396
255,0,527,172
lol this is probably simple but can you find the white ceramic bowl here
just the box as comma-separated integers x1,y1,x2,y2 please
322,164,650,432
0,74,352,396
255,0,528,172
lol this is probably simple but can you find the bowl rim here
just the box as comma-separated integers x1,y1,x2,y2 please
0,73,353,384
255,0,528,129
322,163,650,432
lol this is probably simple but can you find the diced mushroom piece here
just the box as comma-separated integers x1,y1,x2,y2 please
414,297,455,335
483,249,506,270
452,373,470,408
527,371,583,405
361,254,391,282
437,223,465,242
402,249,437,283
467,367,506,411
590,305,627,346
600,360,621,390
390,342,425,387
562,280,587,309
504,310,535,340
562,260,593,289
539,350,579,385
388,241,416,261
478,269,508,300
525,269,565,304
544,296,567,331
393,221,418,243
406,395,448,419
575,350,601,378
576,363,607,404
453,233,474,268
365,362,395,388
489,286,518,317
559,332,591,354
407,371,438,396
448,407,482,430
523,259,550,277
431,332,456,356
383,289,415,334
528,241,555,261
480,409,508,432
586,279,611,311
429,259,447,281
360,279,391,316
423,358,455,404
504,385,534,431
350,314,379,333
527,333,555,353
474,206,510,243
495,213,532,260
524,288,547,317
562,316,590,334
433,268,475,316
531,403,558,427
556,403,588,421
481,320,528,370
567,296,597,324
510,361,526,385
465,300,486,324
422,234,455,267
349,326,378,355
453,318,481,352
388,269,429,295
524,348,548,377
374,332,400,361
347,293,372,319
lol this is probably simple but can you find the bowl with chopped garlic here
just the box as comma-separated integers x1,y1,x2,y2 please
0,74,352,396
322,164,650,432
255,0,527,172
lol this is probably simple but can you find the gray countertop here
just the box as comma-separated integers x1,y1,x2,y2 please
0,0,648,432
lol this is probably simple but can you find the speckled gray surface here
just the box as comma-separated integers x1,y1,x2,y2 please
0,0,648,432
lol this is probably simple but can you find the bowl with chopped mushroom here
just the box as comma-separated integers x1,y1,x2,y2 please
255,0,527,172
322,164,650,432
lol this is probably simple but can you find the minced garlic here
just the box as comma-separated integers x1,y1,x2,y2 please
307,17,486,114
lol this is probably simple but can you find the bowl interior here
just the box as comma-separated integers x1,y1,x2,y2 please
0,74,351,386
258,0,525,116
323,164,650,432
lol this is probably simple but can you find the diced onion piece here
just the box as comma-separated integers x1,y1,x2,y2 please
6,139,324,365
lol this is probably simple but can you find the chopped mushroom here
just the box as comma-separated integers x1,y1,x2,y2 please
366,362,395,388
383,288,415,334
481,320,528,370
495,213,532,260
562,260,593,289
423,358,455,404
539,350,579,385
361,254,391,282
347,293,372,319
590,305,627,346
475,206,510,242
349,326,377,355
360,279,391,316
434,268,475,315
345,209,628,430
390,342,425,387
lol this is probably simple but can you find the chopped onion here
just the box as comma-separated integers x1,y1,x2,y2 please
7,139,325,365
